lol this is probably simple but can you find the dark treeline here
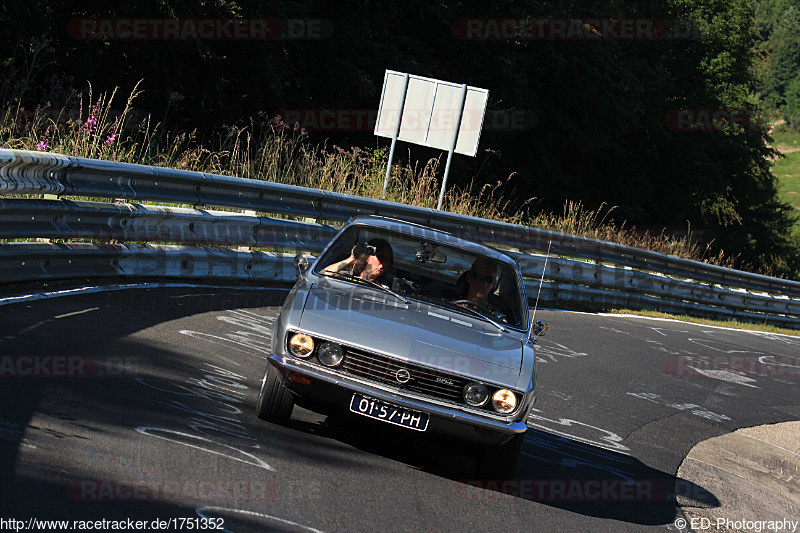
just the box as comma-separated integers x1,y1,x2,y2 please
755,0,800,127
2,0,798,277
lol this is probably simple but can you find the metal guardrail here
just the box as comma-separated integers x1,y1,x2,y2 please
0,242,300,284
0,198,335,250
1,148,799,328
511,253,800,318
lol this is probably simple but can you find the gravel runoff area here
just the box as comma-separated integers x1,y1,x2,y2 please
678,421,800,533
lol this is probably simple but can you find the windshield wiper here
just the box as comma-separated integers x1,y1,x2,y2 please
328,272,409,304
437,300,507,332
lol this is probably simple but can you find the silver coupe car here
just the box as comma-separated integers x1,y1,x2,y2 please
255,216,548,477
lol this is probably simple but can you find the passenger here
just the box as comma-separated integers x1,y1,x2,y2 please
321,238,394,284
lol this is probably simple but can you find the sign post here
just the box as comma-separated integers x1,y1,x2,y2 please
374,70,487,211
437,83,468,211
382,73,409,198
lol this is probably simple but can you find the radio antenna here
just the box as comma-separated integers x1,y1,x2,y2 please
531,239,552,326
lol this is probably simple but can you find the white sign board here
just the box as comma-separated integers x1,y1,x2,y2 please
375,70,488,157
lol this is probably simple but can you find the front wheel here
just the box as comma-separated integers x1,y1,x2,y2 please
255,364,295,424
475,433,524,479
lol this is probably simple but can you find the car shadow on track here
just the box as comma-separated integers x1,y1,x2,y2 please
504,428,718,525
288,413,720,527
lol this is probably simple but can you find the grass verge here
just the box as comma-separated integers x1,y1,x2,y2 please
771,123,800,235
608,308,800,336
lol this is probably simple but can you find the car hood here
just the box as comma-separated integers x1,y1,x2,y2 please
298,284,523,385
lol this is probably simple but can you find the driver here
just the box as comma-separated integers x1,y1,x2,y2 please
462,257,497,306
454,257,509,322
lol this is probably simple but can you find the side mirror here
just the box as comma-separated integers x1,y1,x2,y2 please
533,320,550,337
528,319,550,343
293,253,309,277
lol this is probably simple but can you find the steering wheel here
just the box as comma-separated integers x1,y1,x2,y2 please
453,299,495,315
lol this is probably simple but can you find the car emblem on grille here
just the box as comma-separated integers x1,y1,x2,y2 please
395,369,411,383
436,377,455,386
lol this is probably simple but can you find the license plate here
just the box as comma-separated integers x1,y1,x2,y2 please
349,394,429,432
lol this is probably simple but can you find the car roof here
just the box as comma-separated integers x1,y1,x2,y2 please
347,215,520,268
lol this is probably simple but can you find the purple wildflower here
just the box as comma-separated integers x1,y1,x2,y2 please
81,114,98,133
37,126,50,151
81,102,102,134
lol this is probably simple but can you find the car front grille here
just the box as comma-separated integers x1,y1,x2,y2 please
340,346,467,403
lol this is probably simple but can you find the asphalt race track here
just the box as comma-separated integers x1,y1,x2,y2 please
1,285,798,532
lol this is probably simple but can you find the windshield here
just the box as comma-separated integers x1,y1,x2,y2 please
313,224,528,329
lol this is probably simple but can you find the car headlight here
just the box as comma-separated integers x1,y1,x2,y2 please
317,342,344,367
288,333,315,358
492,389,518,413
463,382,489,407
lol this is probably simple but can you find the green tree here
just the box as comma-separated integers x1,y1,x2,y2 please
754,0,800,124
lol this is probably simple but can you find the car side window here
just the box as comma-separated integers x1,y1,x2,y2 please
494,269,524,327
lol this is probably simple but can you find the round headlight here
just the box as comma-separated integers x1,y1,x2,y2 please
492,389,518,413
463,382,489,407
317,342,344,367
288,333,314,358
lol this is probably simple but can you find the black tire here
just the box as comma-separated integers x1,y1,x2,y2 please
475,433,524,479
254,364,295,424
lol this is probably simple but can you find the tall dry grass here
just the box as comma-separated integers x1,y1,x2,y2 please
0,84,730,267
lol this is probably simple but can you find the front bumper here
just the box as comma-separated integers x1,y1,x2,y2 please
268,354,529,446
